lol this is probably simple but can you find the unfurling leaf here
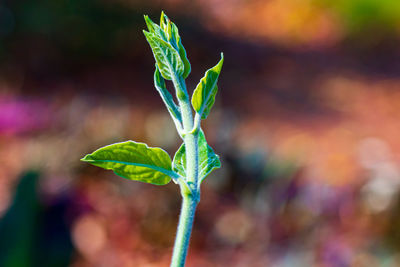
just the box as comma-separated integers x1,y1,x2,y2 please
144,12,191,79
160,11,170,36
192,53,224,119
171,23,191,79
173,130,221,183
144,31,184,80
144,15,168,41
81,141,178,185
154,65,182,125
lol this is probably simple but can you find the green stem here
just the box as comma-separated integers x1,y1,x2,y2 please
170,193,197,267
172,76,199,185
170,75,200,266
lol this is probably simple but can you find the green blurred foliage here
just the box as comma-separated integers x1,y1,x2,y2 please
0,0,399,265
0,172,40,267
0,172,73,267
321,0,400,41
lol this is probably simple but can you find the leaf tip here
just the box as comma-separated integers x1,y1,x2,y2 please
143,30,152,38
160,10,169,23
143,14,152,24
143,15,150,26
80,154,94,163
219,53,224,65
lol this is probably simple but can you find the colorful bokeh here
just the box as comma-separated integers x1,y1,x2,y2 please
1,0,400,266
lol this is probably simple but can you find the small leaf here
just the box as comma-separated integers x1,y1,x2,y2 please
143,31,184,80
145,13,190,79
171,23,191,78
160,11,169,33
81,141,178,185
172,145,186,179
173,130,221,182
166,20,173,42
192,53,224,119
144,15,167,41
154,65,182,124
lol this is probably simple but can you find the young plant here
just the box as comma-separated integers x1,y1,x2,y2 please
81,12,223,267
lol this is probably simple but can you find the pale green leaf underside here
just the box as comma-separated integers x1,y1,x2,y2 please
173,130,221,183
192,53,224,119
143,31,184,80
81,141,177,185
154,65,182,123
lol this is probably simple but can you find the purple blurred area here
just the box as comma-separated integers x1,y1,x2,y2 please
1,0,400,266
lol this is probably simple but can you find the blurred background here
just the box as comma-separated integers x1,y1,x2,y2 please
1,0,400,266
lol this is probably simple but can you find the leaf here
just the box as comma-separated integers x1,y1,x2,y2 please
192,53,224,119
160,11,169,33
173,130,221,183
81,141,178,185
154,65,182,124
144,15,167,41
172,146,186,179
143,31,184,80
145,12,191,79
171,23,191,78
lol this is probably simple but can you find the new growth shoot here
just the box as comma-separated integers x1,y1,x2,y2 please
81,12,224,267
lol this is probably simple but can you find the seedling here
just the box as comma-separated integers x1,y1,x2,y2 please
81,12,223,267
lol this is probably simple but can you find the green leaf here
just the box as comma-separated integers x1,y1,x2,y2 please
154,65,182,124
172,145,186,180
173,130,221,183
145,12,191,79
160,11,169,33
143,31,184,80
192,53,224,119
144,15,167,41
171,23,191,78
81,141,178,185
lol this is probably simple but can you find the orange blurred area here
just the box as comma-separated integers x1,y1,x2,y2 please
0,0,400,266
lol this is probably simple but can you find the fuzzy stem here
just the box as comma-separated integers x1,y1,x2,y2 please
170,193,198,267
172,76,199,185
170,75,200,266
